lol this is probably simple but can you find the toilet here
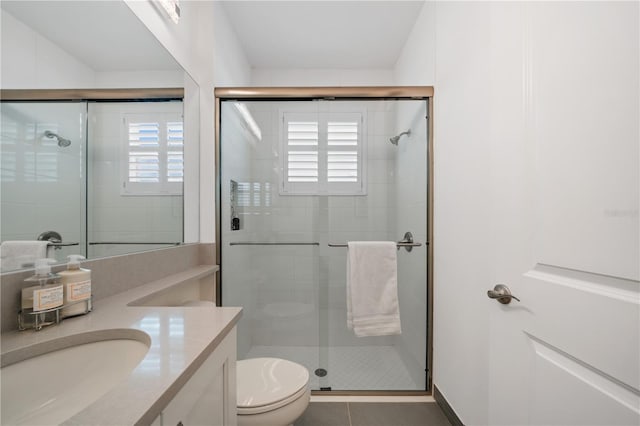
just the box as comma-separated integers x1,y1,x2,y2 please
237,357,310,426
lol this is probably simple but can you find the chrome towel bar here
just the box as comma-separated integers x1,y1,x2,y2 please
229,242,320,246
327,242,422,248
89,242,180,245
328,232,422,252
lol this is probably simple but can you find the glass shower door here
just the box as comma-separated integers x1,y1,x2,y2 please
220,100,322,383
321,99,428,391
219,98,428,391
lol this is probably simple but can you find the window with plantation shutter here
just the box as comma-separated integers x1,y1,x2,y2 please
122,113,183,196
281,111,366,195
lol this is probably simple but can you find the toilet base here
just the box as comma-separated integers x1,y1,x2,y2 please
237,387,310,426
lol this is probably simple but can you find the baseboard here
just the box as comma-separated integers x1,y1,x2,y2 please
433,384,464,426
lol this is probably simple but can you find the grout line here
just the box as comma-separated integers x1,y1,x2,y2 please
347,402,353,426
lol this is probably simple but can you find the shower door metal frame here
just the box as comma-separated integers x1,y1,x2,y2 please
215,86,434,396
0,88,184,101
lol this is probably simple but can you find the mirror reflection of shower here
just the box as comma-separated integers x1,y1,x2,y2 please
389,129,411,145
44,130,71,147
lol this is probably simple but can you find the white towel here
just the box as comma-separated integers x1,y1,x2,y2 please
0,240,49,271
346,241,401,337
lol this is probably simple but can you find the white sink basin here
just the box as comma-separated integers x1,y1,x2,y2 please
1,330,150,425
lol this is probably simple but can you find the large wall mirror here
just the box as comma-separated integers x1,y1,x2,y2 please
0,1,198,272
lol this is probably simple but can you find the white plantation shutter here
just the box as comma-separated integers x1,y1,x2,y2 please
282,111,365,195
122,113,183,195
327,116,360,186
287,120,318,182
128,122,160,183
166,121,184,183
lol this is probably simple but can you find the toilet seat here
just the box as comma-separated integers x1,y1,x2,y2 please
237,358,309,415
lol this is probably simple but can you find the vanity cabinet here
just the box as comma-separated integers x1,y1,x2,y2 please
155,328,237,426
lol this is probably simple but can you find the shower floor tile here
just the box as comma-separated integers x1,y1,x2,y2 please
245,345,422,391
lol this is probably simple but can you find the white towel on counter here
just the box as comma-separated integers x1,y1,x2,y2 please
346,241,401,337
0,240,48,271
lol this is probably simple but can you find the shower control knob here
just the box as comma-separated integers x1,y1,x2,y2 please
487,284,520,305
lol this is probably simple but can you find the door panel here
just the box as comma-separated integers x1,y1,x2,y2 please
530,334,639,426
523,267,640,391
531,3,639,281
487,2,639,425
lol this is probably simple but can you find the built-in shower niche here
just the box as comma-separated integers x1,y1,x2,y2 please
230,179,241,231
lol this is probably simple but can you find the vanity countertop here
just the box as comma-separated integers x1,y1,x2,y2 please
0,264,242,425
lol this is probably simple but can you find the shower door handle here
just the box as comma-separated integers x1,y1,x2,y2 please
487,284,520,304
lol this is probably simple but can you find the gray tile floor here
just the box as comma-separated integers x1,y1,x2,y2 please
295,402,451,426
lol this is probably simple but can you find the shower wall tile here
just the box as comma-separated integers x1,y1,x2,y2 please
362,183,394,208
368,159,396,184
368,110,394,136
368,135,399,160
0,203,38,236
87,102,183,248
1,102,85,271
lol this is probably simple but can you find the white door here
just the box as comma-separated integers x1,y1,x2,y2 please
486,3,639,425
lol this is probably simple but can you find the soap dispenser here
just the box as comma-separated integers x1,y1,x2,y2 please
59,254,92,318
19,258,63,330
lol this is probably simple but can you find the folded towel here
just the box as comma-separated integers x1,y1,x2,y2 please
0,240,49,271
346,241,401,337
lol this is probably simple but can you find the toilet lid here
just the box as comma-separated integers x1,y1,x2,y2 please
237,358,309,409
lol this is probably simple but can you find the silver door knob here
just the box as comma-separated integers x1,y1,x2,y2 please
487,284,520,304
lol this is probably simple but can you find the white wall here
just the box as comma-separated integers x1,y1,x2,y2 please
94,70,184,88
432,3,493,422
395,1,639,424
1,11,95,89
251,69,394,87
391,1,437,389
394,2,435,85
1,9,184,90
212,3,252,87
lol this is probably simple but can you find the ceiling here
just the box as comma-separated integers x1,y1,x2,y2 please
2,1,424,72
1,1,181,72
220,1,425,69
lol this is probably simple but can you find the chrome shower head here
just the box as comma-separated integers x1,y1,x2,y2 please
389,129,411,145
44,130,71,147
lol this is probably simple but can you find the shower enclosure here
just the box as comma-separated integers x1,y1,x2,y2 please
218,88,431,392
